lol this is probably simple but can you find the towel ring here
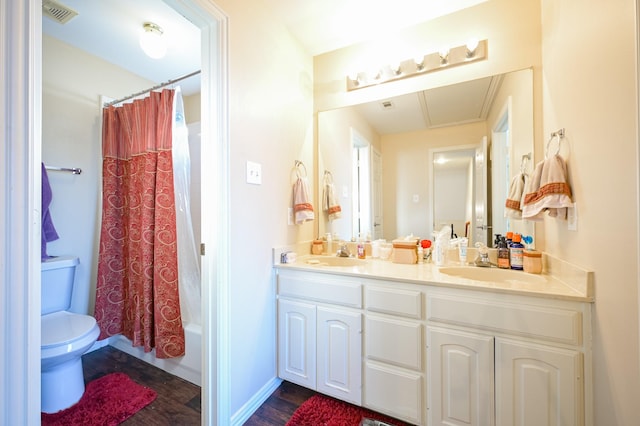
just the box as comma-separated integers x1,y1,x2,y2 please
545,128,565,158
520,153,531,174
294,160,307,178
323,170,334,183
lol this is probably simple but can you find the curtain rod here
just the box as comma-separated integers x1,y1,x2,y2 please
104,70,201,108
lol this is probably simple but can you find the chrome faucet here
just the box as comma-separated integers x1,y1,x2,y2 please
336,243,351,257
474,242,492,267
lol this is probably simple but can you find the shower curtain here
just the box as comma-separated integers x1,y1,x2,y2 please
94,89,185,359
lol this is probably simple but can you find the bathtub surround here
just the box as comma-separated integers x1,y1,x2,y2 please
95,89,184,359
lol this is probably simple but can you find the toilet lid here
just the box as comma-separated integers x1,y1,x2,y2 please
41,311,98,348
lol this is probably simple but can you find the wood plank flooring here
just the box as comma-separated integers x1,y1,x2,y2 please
81,345,316,425
82,345,201,425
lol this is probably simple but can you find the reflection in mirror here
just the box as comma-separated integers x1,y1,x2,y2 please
318,68,534,246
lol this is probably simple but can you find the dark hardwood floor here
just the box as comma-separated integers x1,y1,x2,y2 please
81,345,316,425
82,345,201,425
242,380,316,426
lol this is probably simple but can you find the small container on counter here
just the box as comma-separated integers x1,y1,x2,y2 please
523,250,543,274
311,239,324,255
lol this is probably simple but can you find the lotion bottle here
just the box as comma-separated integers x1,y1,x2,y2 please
509,233,524,270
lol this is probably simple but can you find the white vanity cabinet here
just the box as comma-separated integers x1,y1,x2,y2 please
363,284,425,425
426,288,591,426
277,269,362,405
275,262,593,426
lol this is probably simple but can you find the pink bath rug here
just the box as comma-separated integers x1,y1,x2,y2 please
41,372,156,426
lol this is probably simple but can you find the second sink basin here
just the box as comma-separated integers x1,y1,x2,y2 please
303,256,367,267
438,266,546,285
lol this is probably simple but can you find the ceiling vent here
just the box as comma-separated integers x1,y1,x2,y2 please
42,0,78,25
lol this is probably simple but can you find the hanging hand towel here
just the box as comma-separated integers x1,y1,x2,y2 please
522,154,573,220
322,172,341,221
293,176,315,224
504,172,527,219
41,163,60,260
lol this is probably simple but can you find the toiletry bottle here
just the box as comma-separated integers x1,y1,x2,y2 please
458,237,468,265
417,245,424,264
509,233,524,270
357,236,366,259
505,231,513,247
497,236,510,269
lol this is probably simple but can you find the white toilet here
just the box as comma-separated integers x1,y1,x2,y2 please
41,256,100,414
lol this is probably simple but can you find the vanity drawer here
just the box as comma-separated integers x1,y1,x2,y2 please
426,292,582,345
278,272,362,308
365,315,422,370
365,286,422,319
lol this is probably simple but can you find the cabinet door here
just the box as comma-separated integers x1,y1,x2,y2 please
427,326,495,426
278,299,316,389
495,338,583,426
317,306,362,405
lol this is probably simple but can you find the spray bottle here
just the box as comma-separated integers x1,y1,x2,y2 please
432,226,451,266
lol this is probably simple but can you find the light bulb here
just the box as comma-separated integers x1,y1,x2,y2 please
139,22,167,59
466,38,479,58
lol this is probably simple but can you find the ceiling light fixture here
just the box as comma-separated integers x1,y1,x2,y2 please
346,39,488,92
139,22,167,59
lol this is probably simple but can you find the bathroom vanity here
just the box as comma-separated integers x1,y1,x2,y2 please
274,255,593,426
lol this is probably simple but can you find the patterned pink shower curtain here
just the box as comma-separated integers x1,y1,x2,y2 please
94,89,185,359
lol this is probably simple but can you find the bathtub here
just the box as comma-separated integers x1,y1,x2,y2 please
110,322,202,386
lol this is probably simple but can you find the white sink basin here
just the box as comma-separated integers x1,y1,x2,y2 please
438,266,545,285
303,256,367,267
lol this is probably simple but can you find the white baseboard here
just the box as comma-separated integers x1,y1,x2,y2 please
230,377,283,426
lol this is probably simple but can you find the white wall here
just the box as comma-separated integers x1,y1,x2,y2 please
541,0,640,424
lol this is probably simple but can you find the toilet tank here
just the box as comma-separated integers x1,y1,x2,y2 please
41,256,79,315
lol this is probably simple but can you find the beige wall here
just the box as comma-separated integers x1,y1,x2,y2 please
313,0,640,424
213,0,315,417
381,122,486,239
314,0,544,241
541,0,640,424
318,107,381,240
314,0,543,112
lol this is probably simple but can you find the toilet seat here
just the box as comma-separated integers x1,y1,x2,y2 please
42,311,99,355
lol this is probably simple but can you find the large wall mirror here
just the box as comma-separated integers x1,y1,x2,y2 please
318,67,534,246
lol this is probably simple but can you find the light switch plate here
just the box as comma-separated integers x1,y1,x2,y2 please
246,161,262,185
567,202,577,231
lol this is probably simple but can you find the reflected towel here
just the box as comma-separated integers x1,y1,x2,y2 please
522,155,573,220
322,173,341,221
505,172,527,219
293,177,315,225
41,163,59,260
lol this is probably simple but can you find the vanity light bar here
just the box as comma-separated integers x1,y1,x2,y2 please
346,39,488,92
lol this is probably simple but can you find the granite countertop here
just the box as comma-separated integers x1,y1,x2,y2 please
274,254,594,302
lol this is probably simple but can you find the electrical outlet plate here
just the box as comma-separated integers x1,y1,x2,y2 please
288,207,293,225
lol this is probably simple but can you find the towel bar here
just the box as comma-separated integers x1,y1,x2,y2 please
45,166,82,175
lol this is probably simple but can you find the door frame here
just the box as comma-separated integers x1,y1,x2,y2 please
1,1,231,424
